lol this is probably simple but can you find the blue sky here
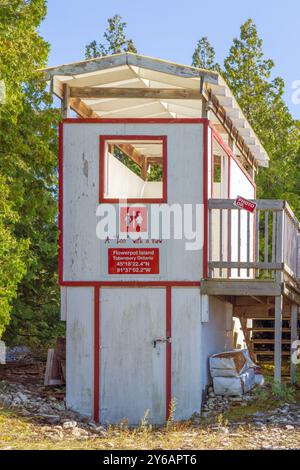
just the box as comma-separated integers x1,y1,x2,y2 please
40,0,300,118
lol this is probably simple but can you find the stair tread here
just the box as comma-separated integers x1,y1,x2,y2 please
252,339,291,344
255,351,291,355
247,327,291,332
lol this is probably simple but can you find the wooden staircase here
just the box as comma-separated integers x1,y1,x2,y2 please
242,318,298,363
204,198,300,382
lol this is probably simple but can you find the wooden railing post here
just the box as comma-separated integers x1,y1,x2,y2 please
208,207,212,278
264,210,269,278
227,208,232,278
238,208,241,277
255,209,260,278
297,233,300,279
271,211,277,279
207,199,300,281
62,83,70,118
274,295,283,383
275,209,284,284
274,207,284,384
219,209,223,278
290,303,298,384
247,211,250,278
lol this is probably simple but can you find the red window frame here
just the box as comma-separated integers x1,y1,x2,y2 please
99,135,168,204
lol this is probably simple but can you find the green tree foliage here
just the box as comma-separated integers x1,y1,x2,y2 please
148,165,163,182
192,20,300,215
85,14,137,59
191,36,218,70
113,147,141,177
0,0,64,346
0,176,28,337
223,19,300,213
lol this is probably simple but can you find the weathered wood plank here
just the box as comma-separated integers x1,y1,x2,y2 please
209,261,283,270
62,83,70,118
128,54,219,83
255,351,290,356
227,209,232,278
238,314,289,319
252,339,291,344
201,279,281,296
285,201,300,230
235,296,270,306
44,54,129,79
208,207,213,277
276,210,284,265
274,295,283,382
283,283,300,306
238,208,241,277
219,209,223,278
271,211,277,278
247,211,251,277
141,157,148,181
234,304,290,316
290,303,298,384
44,349,62,386
115,143,143,167
248,328,291,332
70,87,203,100
240,317,256,362
69,97,99,118
208,199,285,211
264,210,269,264
283,268,300,293
234,305,274,316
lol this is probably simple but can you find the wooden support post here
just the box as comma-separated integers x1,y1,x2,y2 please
274,295,283,382
141,157,148,181
227,208,232,278
62,83,70,118
240,317,256,362
208,207,213,278
247,211,250,278
290,303,298,384
238,209,241,277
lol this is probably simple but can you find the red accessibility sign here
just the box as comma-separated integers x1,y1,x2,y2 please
234,196,257,213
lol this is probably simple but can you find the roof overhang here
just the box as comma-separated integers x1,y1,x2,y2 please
41,52,269,167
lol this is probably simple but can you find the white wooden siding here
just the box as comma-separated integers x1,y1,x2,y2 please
66,287,94,416
63,123,204,282
230,159,255,278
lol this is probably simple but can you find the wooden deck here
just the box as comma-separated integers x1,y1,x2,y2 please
204,199,300,382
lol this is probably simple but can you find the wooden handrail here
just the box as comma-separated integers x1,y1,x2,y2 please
208,199,285,211
207,198,300,281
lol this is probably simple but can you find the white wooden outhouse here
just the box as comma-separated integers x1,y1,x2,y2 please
44,53,300,425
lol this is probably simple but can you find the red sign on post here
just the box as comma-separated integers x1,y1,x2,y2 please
108,248,159,275
234,196,257,213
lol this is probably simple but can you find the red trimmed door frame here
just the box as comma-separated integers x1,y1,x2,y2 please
93,285,173,424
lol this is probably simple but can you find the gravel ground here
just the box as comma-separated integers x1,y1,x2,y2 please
1,357,300,450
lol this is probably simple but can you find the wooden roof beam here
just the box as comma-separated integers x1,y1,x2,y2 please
69,87,202,100
146,157,163,166
205,87,258,170
69,97,99,118
115,143,143,167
